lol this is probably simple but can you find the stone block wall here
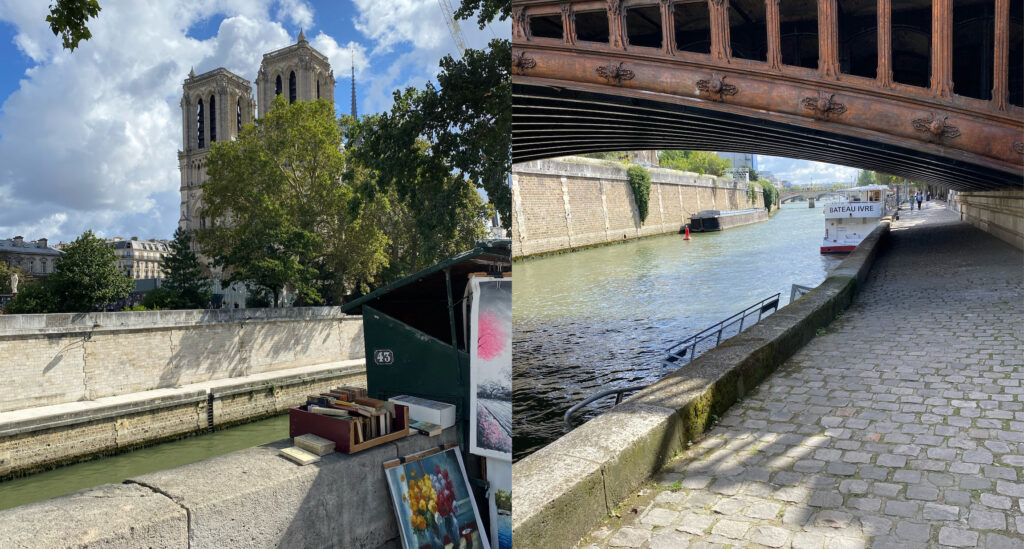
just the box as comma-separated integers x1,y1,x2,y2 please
0,308,363,413
956,188,1024,250
511,157,764,258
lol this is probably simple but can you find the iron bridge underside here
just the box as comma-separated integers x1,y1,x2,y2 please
513,83,1022,191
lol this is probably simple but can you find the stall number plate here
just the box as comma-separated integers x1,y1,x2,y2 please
373,349,394,365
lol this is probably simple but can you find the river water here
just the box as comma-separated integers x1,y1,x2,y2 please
512,203,843,461
0,414,288,511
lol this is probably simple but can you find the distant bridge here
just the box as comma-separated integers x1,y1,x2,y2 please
511,0,1023,192
780,191,846,203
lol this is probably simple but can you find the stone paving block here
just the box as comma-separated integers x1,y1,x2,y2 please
938,526,979,547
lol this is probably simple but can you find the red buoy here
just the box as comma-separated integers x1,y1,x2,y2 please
684,226,691,240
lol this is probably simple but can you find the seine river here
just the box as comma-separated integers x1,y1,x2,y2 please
0,414,288,511
512,203,843,461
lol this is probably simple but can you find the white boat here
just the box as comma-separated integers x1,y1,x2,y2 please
821,185,894,254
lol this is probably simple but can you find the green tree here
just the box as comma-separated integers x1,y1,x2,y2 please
46,0,101,51
658,150,691,171
0,262,24,294
856,170,877,186
4,278,59,314
161,227,212,309
626,165,652,223
7,230,134,313
658,150,731,176
200,96,388,307
454,0,510,29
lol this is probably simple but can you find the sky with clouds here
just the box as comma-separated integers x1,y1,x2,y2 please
756,155,861,187
0,0,507,243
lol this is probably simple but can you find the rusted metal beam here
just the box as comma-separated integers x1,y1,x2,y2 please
992,0,1009,110
709,0,732,61
877,0,893,87
931,0,953,99
765,0,782,71
818,0,840,78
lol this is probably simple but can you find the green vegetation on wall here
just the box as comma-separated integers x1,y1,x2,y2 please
626,165,652,224
758,181,779,212
658,150,731,177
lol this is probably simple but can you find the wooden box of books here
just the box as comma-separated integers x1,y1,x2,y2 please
289,398,410,454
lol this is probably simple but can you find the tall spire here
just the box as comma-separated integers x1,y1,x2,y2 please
297,28,306,43
350,49,357,118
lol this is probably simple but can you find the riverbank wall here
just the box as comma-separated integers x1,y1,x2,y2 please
512,222,891,549
0,307,366,478
953,188,1024,250
511,157,766,258
0,427,458,548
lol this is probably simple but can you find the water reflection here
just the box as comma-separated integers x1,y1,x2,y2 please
512,204,842,461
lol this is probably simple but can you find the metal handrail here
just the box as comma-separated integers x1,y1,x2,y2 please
662,293,780,368
562,385,648,431
562,293,781,430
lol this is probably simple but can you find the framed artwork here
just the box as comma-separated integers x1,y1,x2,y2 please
468,277,512,460
384,444,491,549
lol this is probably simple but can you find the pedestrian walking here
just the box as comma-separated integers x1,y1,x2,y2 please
916,191,923,210
926,191,932,208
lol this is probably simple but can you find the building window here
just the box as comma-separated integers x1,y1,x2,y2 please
197,99,205,148
317,80,320,99
237,98,242,132
209,95,216,142
289,71,297,103
275,75,282,96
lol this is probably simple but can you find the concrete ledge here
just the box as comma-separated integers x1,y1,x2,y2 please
512,222,890,549
0,360,365,478
0,483,188,548
0,429,457,548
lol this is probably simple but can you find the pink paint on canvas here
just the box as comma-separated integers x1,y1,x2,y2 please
476,309,507,360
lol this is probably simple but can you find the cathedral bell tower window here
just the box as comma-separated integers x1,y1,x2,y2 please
209,95,216,143
289,71,296,103
197,99,205,148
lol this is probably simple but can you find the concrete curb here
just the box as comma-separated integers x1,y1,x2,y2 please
0,428,457,548
512,222,891,549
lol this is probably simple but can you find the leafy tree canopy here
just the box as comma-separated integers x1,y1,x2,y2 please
200,96,388,307
161,227,212,309
856,170,878,186
659,150,731,177
454,0,510,29
6,230,132,313
46,0,101,51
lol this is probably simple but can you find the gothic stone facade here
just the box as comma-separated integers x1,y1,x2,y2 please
178,31,335,237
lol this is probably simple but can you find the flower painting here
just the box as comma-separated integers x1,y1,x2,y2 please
468,277,512,460
384,445,491,549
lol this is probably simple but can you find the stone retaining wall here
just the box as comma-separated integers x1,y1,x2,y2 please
512,222,891,549
0,427,457,548
0,307,363,412
955,188,1024,250
511,157,765,258
0,361,366,478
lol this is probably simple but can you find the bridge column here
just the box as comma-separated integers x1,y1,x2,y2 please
607,0,626,50
992,0,1010,110
659,0,674,55
765,0,782,70
709,0,732,61
561,4,576,45
931,0,954,99
817,0,840,78
877,0,894,87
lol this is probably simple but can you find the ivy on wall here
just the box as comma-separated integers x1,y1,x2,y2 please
758,181,779,212
626,165,651,224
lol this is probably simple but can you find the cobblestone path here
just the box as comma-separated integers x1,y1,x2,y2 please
579,206,1024,549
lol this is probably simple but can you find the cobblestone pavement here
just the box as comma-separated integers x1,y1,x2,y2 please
579,206,1024,549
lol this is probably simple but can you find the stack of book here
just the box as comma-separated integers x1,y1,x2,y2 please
305,391,398,444
289,385,411,454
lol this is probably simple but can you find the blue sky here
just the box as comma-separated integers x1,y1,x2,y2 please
0,0,508,242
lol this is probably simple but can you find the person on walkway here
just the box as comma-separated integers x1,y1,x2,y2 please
916,191,923,210
926,191,932,207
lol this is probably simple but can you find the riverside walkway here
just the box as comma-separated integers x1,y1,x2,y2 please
578,205,1024,549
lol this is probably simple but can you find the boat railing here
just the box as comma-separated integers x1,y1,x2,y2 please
562,293,781,430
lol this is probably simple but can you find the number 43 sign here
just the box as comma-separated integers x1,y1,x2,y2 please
374,349,394,365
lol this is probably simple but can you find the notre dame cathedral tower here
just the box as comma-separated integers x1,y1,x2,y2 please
178,31,336,240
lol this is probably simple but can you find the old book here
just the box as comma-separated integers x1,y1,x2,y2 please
279,446,320,465
294,433,335,456
410,420,442,437
307,405,352,418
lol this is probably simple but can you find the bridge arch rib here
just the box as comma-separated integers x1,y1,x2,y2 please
511,0,1024,191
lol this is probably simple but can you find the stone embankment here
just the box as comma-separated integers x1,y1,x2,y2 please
513,218,892,548
511,157,766,258
0,427,457,548
0,307,366,477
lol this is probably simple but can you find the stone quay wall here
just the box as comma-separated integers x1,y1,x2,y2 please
955,188,1024,250
0,307,364,413
0,428,458,548
511,157,766,258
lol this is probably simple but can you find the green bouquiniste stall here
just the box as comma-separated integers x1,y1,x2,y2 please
341,240,511,516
